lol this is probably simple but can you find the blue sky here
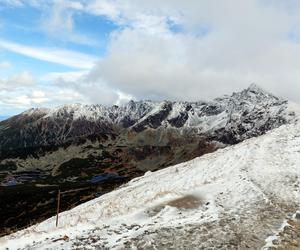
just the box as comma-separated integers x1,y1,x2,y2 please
0,3,113,76
0,0,122,116
1,0,300,117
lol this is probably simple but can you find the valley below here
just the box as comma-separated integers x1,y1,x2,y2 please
0,176,127,237
0,129,216,236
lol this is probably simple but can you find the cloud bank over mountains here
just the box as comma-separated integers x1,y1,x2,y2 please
1,0,300,114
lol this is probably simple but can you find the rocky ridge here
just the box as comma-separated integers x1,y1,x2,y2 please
0,84,296,153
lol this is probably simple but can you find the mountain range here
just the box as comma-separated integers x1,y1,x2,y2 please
0,84,299,237
2,106,300,249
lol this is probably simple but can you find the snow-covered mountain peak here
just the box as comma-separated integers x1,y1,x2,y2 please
22,107,50,116
247,82,268,92
237,83,281,103
43,103,107,120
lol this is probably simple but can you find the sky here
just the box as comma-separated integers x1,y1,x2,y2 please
1,0,300,116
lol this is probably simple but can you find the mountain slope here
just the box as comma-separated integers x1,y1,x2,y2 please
2,121,300,249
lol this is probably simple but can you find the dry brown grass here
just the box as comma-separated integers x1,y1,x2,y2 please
278,246,300,250
277,220,300,250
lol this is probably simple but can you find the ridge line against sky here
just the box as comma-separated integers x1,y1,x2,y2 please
1,0,300,116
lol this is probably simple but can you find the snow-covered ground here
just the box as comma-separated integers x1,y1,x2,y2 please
2,121,300,249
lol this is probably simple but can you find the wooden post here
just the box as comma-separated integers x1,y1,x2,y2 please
56,189,61,227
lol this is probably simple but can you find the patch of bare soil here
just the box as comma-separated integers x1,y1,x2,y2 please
146,195,202,217
166,195,202,209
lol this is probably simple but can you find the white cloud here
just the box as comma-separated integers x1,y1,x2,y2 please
85,1,121,22
0,0,96,46
0,61,11,69
42,3,74,36
39,0,98,46
2,0,300,114
41,70,88,82
41,70,133,107
52,76,128,106
0,0,42,8
81,0,300,103
31,90,49,104
0,93,31,107
0,0,24,7
0,86,86,110
0,71,36,91
0,39,97,69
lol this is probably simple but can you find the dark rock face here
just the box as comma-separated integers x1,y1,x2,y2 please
119,115,136,128
200,103,224,116
0,84,297,236
168,112,189,128
1,117,112,149
132,102,173,132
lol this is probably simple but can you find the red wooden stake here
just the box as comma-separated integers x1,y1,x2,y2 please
56,189,61,227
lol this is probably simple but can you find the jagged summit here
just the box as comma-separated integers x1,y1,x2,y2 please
241,83,280,100
247,82,267,92
22,107,50,116
226,83,280,104
43,103,107,120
